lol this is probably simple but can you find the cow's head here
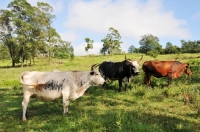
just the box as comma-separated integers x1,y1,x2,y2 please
89,64,105,86
125,55,143,76
184,63,192,76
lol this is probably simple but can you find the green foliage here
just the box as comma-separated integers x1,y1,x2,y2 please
53,41,74,60
0,44,10,60
188,59,200,65
128,45,140,53
139,34,162,58
181,40,200,53
147,50,159,58
85,38,93,53
164,42,180,54
100,27,123,55
0,0,74,67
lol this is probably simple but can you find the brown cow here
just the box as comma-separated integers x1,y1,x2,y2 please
142,61,192,87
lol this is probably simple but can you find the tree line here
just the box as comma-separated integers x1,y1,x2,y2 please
128,34,200,58
0,0,74,67
85,28,200,58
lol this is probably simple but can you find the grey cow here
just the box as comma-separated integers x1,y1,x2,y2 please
20,64,105,121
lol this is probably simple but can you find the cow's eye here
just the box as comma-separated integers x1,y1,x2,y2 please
90,72,94,75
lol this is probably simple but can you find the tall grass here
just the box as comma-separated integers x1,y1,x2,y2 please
0,53,199,132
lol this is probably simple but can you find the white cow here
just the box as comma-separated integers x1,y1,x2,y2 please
20,64,105,121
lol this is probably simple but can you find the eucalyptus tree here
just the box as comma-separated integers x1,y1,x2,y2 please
7,0,35,67
139,34,162,58
100,27,122,55
0,9,20,66
37,2,60,64
85,38,93,53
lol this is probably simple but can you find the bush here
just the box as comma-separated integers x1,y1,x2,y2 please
188,59,200,65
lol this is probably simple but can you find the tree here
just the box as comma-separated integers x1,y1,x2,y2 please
181,40,200,53
53,40,74,60
139,34,162,58
100,27,122,55
0,1,74,67
128,45,135,53
85,38,93,53
7,0,35,67
128,45,140,53
37,2,60,65
164,42,180,54
0,9,21,67
0,42,10,60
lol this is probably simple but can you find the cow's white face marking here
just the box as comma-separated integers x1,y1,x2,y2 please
131,61,139,71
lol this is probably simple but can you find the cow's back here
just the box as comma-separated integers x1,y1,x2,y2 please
142,61,181,77
99,61,123,78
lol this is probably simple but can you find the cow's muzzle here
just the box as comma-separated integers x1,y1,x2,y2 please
133,72,140,76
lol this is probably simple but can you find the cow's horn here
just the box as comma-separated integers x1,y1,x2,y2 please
91,63,99,70
125,55,127,60
138,55,143,63
127,60,132,63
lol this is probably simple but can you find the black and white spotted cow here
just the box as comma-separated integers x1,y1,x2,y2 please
20,64,105,121
99,56,143,92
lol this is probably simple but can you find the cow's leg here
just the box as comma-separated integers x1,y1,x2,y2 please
123,77,129,92
62,96,70,114
22,92,32,121
144,73,151,86
167,77,172,87
118,79,122,92
167,71,172,87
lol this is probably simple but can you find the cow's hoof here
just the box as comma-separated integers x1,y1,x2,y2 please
22,118,27,121
64,112,69,115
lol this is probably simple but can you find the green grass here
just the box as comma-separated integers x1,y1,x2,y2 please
0,53,200,132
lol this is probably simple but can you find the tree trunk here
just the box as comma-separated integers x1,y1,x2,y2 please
12,59,15,67
20,45,25,68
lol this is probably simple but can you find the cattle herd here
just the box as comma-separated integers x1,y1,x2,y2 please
20,55,192,121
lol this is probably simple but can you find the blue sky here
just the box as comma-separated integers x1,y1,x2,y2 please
1,0,200,56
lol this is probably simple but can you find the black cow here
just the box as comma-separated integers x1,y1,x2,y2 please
99,56,143,92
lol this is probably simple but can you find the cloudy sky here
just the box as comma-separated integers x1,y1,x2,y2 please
1,0,200,56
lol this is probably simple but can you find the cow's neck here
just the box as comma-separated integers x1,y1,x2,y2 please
76,81,91,97
75,72,91,97
172,65,186,79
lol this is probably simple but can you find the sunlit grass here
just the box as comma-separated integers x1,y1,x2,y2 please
0,53,199,131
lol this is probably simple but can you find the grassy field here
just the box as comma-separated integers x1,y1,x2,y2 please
0,53,200,132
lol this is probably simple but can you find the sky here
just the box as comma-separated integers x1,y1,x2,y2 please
1,0,200,56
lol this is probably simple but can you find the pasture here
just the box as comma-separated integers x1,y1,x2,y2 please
0,53,199,132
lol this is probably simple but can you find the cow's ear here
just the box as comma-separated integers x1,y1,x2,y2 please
90,71,94,75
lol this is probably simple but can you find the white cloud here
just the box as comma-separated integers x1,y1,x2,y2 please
64,0,190,39
59,31,78,42
74,42,102,56
27,0,63,13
